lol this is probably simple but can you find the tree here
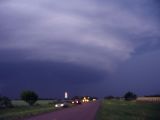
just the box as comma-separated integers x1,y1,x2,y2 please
124,91,137,101
21,91,38,106
0,96,13,108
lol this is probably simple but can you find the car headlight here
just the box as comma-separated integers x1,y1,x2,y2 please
60,104,64,107
55,104,58,107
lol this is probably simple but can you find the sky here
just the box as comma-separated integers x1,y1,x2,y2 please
0,0,160,99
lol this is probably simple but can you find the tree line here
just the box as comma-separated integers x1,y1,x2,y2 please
104,91,137,101
0,90,38,108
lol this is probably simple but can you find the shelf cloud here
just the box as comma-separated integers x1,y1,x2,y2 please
0,0,160,97
0,0,159,71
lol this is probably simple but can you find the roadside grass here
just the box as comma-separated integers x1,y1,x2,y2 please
0,100,56,120
11,100,55,106
96,100,160,120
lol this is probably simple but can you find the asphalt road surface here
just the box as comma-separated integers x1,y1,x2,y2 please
23,101,100,120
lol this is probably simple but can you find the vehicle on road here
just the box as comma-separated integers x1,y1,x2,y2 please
71,99,81,104
54,102,68,108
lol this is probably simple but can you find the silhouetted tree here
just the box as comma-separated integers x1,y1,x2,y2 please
124,91,137,101
21,91,38,106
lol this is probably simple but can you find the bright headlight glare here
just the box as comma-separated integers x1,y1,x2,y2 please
60,104,64,106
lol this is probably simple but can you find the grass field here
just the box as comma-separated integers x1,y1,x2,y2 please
0,100,56,120
96,100,160,120
11,100,55,106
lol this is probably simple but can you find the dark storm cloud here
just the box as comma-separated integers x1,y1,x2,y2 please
104,50,160,96
0,61,106,84
0,0,159,70
0,61,107,98
134,38,160,55
0,49,30,62
0,0,160,97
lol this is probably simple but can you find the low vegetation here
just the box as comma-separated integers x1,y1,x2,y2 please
0,96,13,108
0,100,56,120
97,100,160,120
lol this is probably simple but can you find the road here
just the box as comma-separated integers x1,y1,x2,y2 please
23,101,100,120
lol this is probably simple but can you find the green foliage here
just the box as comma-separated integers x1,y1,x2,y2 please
21,91,38,106
0,103,53,120
0,96,13,108
0,100,66,120
124,91,137,101
96,100,160,120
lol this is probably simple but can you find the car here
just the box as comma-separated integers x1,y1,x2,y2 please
54,102,68,108
71,99,81,104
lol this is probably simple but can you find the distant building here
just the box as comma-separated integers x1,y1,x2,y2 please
64,91,68,99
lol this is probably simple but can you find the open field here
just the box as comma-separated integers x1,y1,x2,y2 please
11,100,55,106
0,100,56,120
96,100,160,120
